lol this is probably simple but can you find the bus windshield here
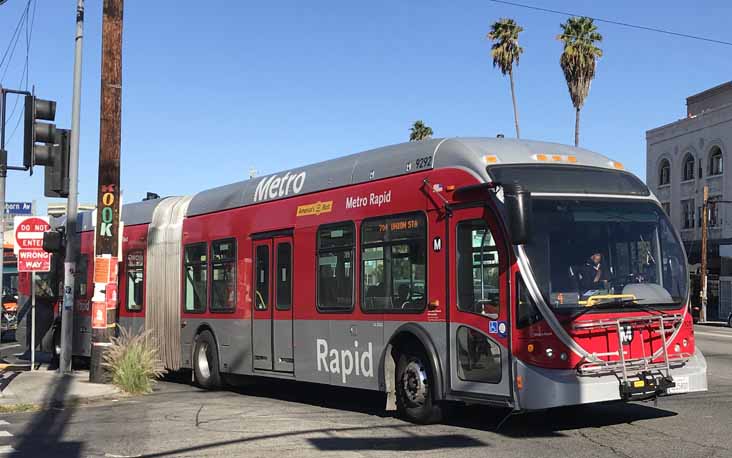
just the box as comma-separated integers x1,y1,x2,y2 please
523,199,687,310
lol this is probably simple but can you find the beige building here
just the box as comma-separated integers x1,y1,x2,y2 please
46,203,96,218
646,82,732,322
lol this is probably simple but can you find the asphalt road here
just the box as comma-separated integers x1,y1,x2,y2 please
0,325,730,458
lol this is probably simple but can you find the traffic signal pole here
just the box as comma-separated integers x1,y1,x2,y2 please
59,0,85,374
89,0,124,383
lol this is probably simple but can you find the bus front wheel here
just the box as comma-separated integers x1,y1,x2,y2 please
395,348,442,424
193,330,222,389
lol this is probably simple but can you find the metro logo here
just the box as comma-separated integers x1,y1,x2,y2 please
316,339,374,383
253,171,306,202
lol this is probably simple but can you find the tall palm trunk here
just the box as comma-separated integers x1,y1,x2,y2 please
574,107,580,146
509,70,520,139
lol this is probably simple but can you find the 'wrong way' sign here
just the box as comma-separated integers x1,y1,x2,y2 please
14,216,52,272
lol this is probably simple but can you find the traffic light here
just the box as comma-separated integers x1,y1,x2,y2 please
40,129,70,198
42,228,66,254
23,94,57,172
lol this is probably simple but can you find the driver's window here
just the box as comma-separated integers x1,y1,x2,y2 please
457,220,500,316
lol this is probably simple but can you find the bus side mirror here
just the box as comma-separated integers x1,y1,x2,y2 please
503,183,532,245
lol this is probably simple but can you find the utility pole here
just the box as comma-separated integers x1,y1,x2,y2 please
700,185,709,323
59,0,85,374
89,0,124,383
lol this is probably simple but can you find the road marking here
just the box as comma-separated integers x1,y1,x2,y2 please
0,421,8,426
0,445,14,455
0,344,19,350
0,432,11,437
695,331,732,339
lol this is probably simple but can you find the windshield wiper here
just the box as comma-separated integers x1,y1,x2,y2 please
565,298,669,322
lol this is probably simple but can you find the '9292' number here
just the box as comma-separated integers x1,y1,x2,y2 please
415,156,432,169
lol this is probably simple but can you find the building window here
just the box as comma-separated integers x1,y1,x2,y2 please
317,223,354,311
661,202,671,217
709,146,723,176
658,159,670,186
457,220,500,316
210,239,236,312
361,213,426,313
126,250,144,312
682,154,695,181
183,243,208,313
682,199,695,229
709,198,721,227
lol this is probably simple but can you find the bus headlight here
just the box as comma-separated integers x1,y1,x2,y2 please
674,344,681,353
682,338,688,347
560,352,568,361
545,347,554,358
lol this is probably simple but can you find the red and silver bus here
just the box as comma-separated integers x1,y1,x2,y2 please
27,138,707,422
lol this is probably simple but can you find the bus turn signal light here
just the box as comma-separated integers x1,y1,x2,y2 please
527,343,535,353
516,375,524,390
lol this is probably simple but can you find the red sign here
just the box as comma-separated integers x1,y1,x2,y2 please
14,216,51,272
91,301,107,329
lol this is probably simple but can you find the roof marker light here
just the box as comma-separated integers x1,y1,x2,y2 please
484,155,499,164
535,154,548,161
567,155,577,163
612,161,624,170
552,155,562,161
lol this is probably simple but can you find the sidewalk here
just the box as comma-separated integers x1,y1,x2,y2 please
695,321,729,328
0,356,119,408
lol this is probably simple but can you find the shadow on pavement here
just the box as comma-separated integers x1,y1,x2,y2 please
308,434,486,451
10,374,82,458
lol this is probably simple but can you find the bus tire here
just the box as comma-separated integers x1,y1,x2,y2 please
193,330,222,389
395,347,442,424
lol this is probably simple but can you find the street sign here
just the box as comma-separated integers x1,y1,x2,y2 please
4,202,33,216
13,216,51,272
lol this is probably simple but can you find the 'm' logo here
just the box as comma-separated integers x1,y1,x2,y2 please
620,325,634,345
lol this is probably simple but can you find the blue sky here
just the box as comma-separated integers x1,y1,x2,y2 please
1,0,731,212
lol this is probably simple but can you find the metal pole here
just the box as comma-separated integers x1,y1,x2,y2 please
700,185,709,323
30,271,35,371
59,0,84,375
90,0,124,383
0,88,6,344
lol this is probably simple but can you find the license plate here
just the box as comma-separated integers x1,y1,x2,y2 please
667,376,689,394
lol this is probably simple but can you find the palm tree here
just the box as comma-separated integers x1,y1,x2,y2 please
557,16,603,147
487,18,524,139
409,120,433,142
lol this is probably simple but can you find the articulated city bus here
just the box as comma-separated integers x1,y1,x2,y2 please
23,138,707,423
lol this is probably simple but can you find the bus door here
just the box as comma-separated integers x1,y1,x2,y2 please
252,235,294,372
448,206,512,400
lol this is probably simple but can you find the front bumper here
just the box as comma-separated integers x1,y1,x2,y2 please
514,348,708,411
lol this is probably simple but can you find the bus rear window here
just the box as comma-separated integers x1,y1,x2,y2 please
487,165,649,196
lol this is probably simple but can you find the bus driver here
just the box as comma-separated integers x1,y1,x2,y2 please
578,250,610,294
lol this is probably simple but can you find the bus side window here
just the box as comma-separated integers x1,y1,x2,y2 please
76,255,89,298
317,223,354,312
126,250,144,312
361,213,426,313
183,243,208,313
210,239,236,312
456,220,499,316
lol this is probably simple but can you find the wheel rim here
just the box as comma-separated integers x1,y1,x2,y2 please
197,342,211,380
402,359,428,407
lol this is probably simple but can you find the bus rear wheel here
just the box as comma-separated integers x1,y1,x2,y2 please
395,348,442,424
193,330,222,389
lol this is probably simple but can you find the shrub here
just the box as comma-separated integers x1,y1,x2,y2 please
103,326,166,394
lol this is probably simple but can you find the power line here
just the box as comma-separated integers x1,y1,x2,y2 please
0,0,31,81
488,0,732,47
5,0,36,144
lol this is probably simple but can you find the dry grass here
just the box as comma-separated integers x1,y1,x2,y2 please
0,403,39,414
103,326,166,395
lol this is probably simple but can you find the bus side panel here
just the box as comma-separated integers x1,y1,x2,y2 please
179,317,253,375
